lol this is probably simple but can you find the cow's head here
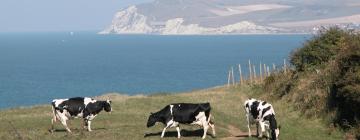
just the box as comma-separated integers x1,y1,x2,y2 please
103,100,112,112
147,112,158,127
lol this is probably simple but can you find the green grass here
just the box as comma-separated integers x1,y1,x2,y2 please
0,85,344,140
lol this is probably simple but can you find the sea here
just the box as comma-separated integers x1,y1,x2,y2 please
0,32,310,109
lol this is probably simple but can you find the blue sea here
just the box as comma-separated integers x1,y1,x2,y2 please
0,32,309,109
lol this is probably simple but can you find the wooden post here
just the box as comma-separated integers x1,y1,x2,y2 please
249,60,252,83
283,59,287,74
259,62,263,81
253,65,257,83
267,66,270,76
231,67,235,85
263,64,267,78
272,63,276,72
238,64,243,85
227,70,231,87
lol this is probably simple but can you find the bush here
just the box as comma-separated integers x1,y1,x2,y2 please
330,33,360,127
290,28,348,71
264,72,295,98
264,28,360,137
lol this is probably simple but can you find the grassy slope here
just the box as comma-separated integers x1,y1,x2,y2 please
0,85,344,140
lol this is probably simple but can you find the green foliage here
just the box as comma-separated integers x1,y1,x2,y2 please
329,33,360,128
264,28,360,137
290,28,348,71
334,34,360,102
264,72,296,98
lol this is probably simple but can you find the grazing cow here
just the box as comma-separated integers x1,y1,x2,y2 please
244,98,280,140
50,97,112,133
147,103,215,139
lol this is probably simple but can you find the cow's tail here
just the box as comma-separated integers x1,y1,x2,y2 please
208,113,214,124
51,102,57,122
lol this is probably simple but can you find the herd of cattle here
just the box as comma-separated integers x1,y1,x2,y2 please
50,97,280,140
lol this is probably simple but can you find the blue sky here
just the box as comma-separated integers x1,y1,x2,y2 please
0,0,153,32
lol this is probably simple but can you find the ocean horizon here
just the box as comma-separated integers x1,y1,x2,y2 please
0,32,310,109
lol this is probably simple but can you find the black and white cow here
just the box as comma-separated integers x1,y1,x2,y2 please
147,103,215,139
244,98,280,140
50,97,112,133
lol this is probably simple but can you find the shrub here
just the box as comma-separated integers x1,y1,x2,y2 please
290,28,348,71
330,33,360,127
264,28,360,137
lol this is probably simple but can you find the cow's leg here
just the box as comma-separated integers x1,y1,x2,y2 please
265,125,270,140
259,121,265,138
202,120,209,139
161,126,169,138
176,126,181,139
87,120,92,132
246,114,252,137
256,122,260,137
60,119,71,133
50,107,59,133
57,112,72,133
51,117,56,133
161,120,173,138
209,121,216,137
83,119,88,129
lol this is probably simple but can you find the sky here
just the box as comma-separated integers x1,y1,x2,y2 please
0,0,153,32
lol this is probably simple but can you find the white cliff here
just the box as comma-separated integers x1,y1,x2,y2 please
99,6,153,34
100,6,284,35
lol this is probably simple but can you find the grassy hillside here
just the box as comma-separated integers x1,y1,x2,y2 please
264,28,360,138
0,85,344,140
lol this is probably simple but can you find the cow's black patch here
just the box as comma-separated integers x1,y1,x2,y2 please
263,114,278,140
84,101,111,118
58,97,86,116
261,101,267,105
250,101,260,118
147,103,211,127
261,106,271,118
172,103,211,124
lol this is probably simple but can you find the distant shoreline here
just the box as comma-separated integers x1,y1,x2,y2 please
98,32,312,36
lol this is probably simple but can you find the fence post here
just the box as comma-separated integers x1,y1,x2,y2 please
231,67,235,85
249,60,252,83
260,62,262,82
263,63,267,78
227,70,231,87
273,63,276,72
283,59,287,74
239,64,243,85
253,65,257,83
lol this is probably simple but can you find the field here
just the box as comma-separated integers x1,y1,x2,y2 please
0,85,344,140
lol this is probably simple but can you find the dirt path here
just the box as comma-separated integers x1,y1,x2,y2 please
220,125,252,140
